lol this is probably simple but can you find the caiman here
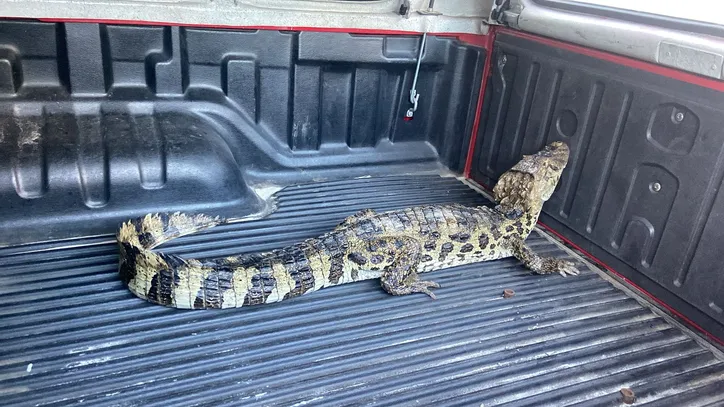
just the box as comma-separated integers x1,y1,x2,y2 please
117,141,578,309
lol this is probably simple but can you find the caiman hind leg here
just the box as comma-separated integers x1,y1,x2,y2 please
507,237,580,277
378,237,440,300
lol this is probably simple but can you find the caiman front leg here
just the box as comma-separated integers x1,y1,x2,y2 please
507,237,580,277
378,237,440,299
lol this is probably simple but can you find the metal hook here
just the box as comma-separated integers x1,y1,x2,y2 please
405,32,427,120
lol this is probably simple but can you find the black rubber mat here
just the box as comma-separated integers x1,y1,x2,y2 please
1,176,723,406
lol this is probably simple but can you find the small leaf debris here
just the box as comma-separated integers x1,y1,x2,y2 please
620,388,635,404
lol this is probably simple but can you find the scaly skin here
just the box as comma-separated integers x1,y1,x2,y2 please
117,141,578,309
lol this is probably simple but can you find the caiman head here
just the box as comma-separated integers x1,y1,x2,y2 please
493,141,570,219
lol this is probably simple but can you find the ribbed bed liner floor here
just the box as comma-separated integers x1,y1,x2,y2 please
1,175,723,407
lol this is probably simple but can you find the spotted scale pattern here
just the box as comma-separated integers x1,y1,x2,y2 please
117,142,576,309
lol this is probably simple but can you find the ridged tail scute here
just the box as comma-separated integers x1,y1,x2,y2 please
117,212,327,309
117,212,225,251
117,212,227,309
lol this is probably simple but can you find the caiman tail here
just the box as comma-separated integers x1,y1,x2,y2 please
117,212,332,309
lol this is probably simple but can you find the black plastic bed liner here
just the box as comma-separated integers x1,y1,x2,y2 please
1,175,723,407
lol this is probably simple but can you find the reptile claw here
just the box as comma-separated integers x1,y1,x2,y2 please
412,280,440,300
557,261,580,277
540,258,580,277
419,280,441,289
419,288,437,300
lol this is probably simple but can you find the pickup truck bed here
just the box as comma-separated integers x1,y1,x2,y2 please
2,175,722,407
